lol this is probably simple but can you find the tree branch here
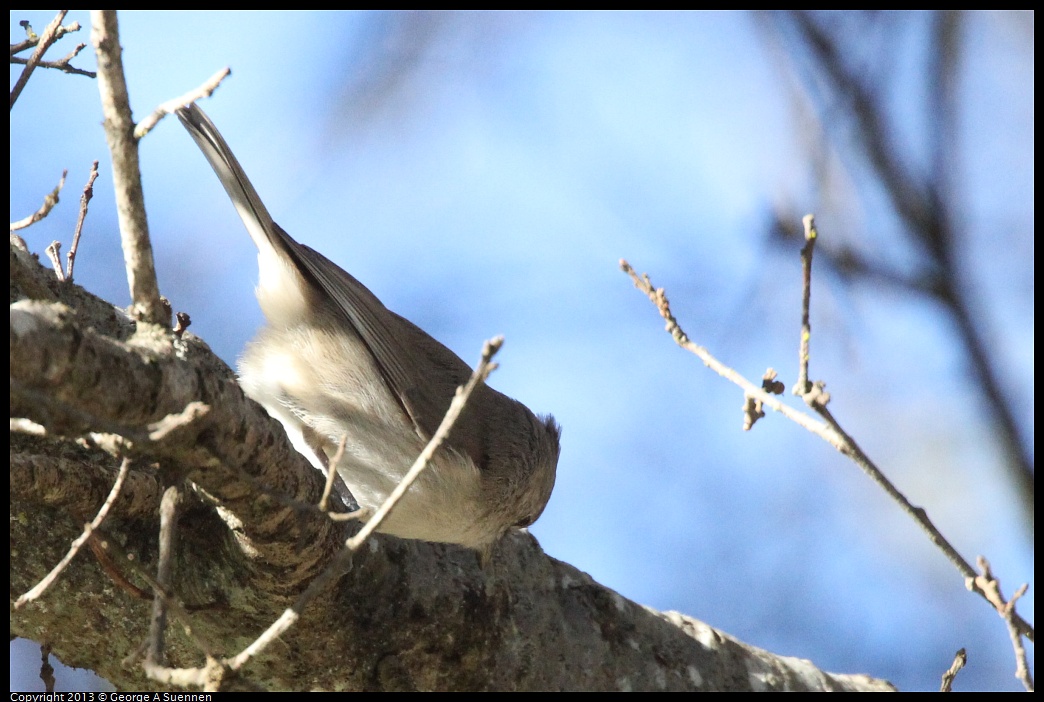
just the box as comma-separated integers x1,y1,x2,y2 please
11,238,895,691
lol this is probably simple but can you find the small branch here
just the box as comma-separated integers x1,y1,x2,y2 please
621,250,1035,645
143,656,232,693
134,67,231,140
939,648,966,692
10,42,95,78
787,219,1034,646
91,10,167,325
620,259,838,438
147,486,181,669
14,456,131,607
10,17,82,56
319,435,348,513
794,214,816,396
10,11,71,110
10,417,48,436
147,401,210,442
1007,583,1034,691
173,311,192,338
39,644,55,693
66,160,99,282
971,557,1034,690
14,19,39,46
142,481,237,689
10,169,67,232
45,241,65,281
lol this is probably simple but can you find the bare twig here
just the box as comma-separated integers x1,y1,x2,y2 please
141,484,236,689
794,214,816,397
14,456,131,607
319,435,348,513
939,648,966,692
10,42,94,78
1007,583,1034,691
147,401,210,442
11,17,82,56
621,258,837,438
147,486,181,669
91,10,167,325
134,67,231,140
971,557,1034,691
10,169,67,232
788,217,1035,650
10,417,47,436
39,644,55,693
10,11,72,109
45,241,65,281
14,19,39,46
66,160,99,281
621,248,1034,645
173,311,192,338
143,655,232,693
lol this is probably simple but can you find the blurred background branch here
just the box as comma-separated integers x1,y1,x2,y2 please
762,10,1033,529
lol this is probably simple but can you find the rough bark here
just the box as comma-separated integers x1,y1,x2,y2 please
10,240,896,691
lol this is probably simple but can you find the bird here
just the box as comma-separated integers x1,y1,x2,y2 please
176,103,560,554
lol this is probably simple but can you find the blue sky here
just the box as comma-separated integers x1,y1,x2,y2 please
11,10,1033,692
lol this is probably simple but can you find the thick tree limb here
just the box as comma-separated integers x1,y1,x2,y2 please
10,243,895,691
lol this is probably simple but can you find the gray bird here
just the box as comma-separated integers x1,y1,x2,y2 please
177,103,560,554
